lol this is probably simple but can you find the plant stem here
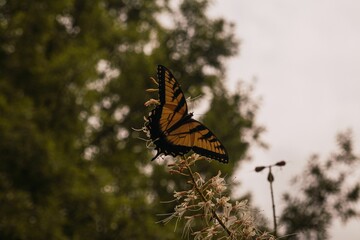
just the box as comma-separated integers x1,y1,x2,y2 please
185,162,232,236
269,168,277,236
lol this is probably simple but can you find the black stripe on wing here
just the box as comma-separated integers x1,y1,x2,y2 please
164,119,229,163
157,65,188,114
157,65,189,133
187,120,229,163
147,107,192,160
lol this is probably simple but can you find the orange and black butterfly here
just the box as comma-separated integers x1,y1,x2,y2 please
146,65,229,163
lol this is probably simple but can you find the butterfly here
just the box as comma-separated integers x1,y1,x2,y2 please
145,65,229,163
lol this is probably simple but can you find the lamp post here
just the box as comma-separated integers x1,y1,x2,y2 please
255,160,286,237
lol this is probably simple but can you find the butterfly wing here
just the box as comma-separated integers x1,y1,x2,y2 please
147,65,192,159
147,65,229,163
169,119,229,163
147,106,192,160
157,65,188,131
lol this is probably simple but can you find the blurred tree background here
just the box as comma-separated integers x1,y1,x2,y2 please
2,0,359,239
0,0,265,239
279,130,360,239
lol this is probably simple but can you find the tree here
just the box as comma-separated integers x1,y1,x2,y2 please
0,0,264,239
279,130,360,239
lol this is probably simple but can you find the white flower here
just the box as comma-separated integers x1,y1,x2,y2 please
211,171,227,193
184,190,197,202
182,216,194,238
205,189,214,199
144,98,159,106
216,196,231,207
174,203,187,218
225,215,237,228
205,225,219,239
198,200,215,219
243,226,256,237
234,199,248,211
173,191,187,200
194,172,205,187
223,204,233,219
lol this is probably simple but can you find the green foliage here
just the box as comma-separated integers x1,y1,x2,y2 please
279,130,360,239
0,0,264,239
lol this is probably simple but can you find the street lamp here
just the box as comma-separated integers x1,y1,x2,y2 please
255,160,286,237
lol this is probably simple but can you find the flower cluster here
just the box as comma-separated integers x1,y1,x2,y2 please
161,154,275,240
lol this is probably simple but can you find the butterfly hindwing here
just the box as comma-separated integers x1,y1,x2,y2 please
179,119,228,163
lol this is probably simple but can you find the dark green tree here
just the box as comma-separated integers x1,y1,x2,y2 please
279,130,360,239
0,0,264,239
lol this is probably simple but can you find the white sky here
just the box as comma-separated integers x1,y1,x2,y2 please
209,0,360,239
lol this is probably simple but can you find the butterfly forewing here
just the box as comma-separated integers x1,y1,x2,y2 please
157,66,188,132
158,108,185,133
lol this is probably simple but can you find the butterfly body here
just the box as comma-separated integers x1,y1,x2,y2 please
146,65,229,163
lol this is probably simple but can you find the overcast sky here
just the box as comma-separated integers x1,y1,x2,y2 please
209,0,360,239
